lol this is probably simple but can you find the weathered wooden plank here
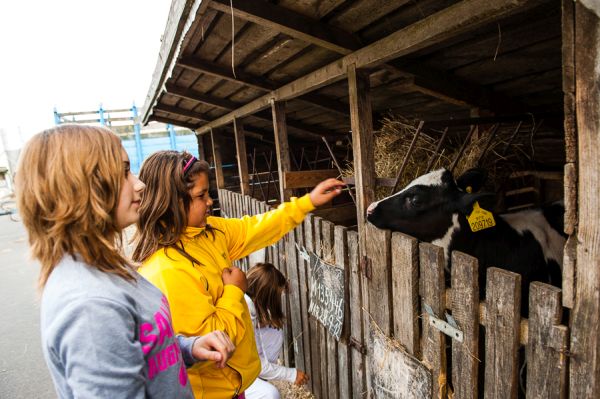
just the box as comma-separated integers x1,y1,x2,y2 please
366,224,393,335
484,267,521,399
294,222,313,388
526,282,568,398
312,203,357,225
562,0,577,164
334,225,351,399
284,169,339,189
450,251,480,399
391,232,420,356
271,100,293,202
320,220,337,399
286,227,305,372
347,230,365,399
570,3,600,397
233,120,250,195
564,162,577,235
280,238,293,367
210,130,225,190
312,216,327,399
562,234,576,309
304,214,322,398
419,243,447,399
196,0,545,135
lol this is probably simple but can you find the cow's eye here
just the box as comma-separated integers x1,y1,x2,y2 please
407,195,422,208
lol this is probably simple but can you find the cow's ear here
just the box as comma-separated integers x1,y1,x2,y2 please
457,192,495,214
456,168,487,193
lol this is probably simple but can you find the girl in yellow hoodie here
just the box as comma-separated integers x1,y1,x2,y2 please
132,150,343,399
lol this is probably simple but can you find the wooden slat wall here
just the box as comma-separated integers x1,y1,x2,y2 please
218,189,573,399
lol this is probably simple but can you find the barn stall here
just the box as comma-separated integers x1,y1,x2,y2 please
140,0,599,397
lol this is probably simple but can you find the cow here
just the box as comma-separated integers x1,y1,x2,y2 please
366,168,565,309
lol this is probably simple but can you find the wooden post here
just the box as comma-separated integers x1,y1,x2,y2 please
210,129,225,190
570,2,600,397
233,119,250,195
347,64,375,251
195,133,206,161
484,268,521,399
526,282,568,398
419,243,447,399
295,223,313,390
271,100,293,202
451,251,480,399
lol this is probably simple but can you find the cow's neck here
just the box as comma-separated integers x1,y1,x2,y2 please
431,213,461,268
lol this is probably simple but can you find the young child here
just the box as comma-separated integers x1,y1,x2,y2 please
16,125,235,399
244,263,309,399
132,150,343,399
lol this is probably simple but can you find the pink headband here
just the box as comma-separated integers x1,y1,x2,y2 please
182,156,197,175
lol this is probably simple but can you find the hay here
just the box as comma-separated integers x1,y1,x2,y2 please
271,380,315,399
343,114,532,200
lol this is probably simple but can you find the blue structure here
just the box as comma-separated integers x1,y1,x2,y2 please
54,104,199,174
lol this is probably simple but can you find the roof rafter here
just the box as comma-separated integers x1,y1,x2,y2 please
179,56,349,116
209,0,533,113
196,0,543,135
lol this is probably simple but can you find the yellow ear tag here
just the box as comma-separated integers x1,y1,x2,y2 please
465,186,496,232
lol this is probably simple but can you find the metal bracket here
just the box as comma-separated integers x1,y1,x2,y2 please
360,256,372,280
423,303,464,342
348,337,367,355
295,243,310,262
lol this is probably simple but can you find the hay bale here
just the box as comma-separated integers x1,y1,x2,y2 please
344,114,532,200
271,381,315,399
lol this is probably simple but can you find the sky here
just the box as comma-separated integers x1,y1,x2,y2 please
0,0,172,150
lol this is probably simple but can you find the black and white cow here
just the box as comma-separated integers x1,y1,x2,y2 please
366,168,565,304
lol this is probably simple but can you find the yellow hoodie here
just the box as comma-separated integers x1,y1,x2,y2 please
138,194,314,399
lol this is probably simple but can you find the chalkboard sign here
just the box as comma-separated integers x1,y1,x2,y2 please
370,325,432,398
308,252,345,340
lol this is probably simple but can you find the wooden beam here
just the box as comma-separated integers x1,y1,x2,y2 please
154,104,211,122
166,83,239,110
271,101,293,201
569,2,600,397
196,0,541,135
209,0,362,55
210,129,225,190
196,133,206,161
233,120,250,195
347,64,375,251
150,115,198,131
179,56,349,116
141,0,210,124
283,169,339,190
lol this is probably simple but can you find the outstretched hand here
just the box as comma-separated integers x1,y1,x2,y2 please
309,178,345,207
192,330,235,369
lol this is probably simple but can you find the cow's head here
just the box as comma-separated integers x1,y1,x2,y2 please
366,168,492,241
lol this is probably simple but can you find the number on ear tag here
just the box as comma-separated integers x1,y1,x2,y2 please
467,202,496,232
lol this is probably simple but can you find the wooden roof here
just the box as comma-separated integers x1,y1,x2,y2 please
142,0,562,142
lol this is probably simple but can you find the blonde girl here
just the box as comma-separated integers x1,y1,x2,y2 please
17,125,234,399
133,150,343,399
244,263,309,399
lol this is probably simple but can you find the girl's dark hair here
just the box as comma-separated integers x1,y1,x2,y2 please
247,263,288,329
132,150,210,263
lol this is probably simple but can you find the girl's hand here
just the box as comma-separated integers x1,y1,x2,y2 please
192,331,235,368
309,178,345,207
295,370,309,385
222,267,247,292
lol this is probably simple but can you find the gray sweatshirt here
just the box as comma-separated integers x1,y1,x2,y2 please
41,255,197,398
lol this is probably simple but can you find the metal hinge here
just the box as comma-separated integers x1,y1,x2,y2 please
360,256,372,280
348,337,367,355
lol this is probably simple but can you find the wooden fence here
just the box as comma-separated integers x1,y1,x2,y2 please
219,189,570,399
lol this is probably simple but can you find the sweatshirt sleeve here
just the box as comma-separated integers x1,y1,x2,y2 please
46,297,146,398
215,194,315,261
146,265,248,345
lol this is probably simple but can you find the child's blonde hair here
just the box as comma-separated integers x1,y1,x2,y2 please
16,125,134,289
